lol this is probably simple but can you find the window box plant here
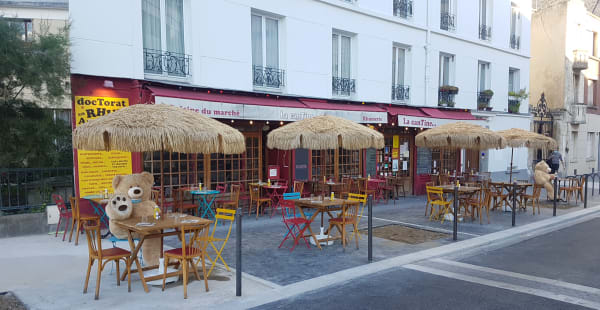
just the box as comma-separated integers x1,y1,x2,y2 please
507,89,528,114
477,89,494,111
439,85,459,94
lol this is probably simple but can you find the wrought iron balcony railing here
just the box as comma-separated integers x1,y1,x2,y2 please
391,84,410,101
332,77,356,96
143,48,191,77
393,0,413,18
253,66,285,89
510,35,520,49
479,24,492,41
438,90,456,107
573,50,589,71
440,12,456,31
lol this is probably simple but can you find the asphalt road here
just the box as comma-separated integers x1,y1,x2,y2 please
254,217,600,310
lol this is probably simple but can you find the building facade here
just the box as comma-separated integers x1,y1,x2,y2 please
69,0,532,196
531,0,600,176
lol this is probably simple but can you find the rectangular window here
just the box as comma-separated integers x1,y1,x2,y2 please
509,68,520,92
312,150,335,181
143,152,204,199
392,46,409,101
339,149,362,178
586,79,596,106
587,133,595,160
393,0,413,18
510,2,521,49
7,18,33,41
479,0,492,40
440,0,455,31
332,32,355,96
477,61,490,92
142,0,189,76
251,13,283,88
439,53,454,86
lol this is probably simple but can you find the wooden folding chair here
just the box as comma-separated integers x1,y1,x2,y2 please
467,186,492,224
162,223,210,299
83,219,131,300
249,184,271,218
328,200,360,249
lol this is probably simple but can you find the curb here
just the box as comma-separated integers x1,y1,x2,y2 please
217,205,600,310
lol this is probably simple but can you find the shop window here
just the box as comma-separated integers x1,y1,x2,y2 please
312,149,335,181
339,149,362,178
143,152,204,198
431,149,457,174
210,134,261,189
377,135,411,177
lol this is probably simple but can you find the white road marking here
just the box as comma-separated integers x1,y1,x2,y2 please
432,258,600,295
404,264,600,309
371,216,481,237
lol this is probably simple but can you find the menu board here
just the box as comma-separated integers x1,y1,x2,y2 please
294,148,309,181
74,96,132,196
416,147,432,175
366,148,377,177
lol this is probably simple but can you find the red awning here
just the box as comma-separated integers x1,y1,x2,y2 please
300,99,386,112
385,106,428,117
148,86,306,108
420,108,476,120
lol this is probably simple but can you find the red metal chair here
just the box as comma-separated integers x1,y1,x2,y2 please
52,194,72,241
278,200,311,252
214,183,230,210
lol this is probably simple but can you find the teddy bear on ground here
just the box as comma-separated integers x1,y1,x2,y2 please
110,172,161,266
534,160,556,200
105,193,133,239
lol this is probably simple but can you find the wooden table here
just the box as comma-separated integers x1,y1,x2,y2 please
437,185,481,218
291,198,359,250
500,182,532,210
113,215,212,293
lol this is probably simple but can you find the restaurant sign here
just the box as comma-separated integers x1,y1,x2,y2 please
155,96,387,124
398,115,483,128
74,96,132,197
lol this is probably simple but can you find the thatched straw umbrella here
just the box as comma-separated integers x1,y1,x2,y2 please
73,104,246,206
497,128,558,183
415,122,506,150
266,115,384,150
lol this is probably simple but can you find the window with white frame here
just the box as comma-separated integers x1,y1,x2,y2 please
251,13,284,89
440,0,456,31
478,61,491,93
586,79,597,106
479,0,492,41
7,18,33,41
587,132,595,160
392,45,409,101
142,0,189,77
332,32,355,96
508,68,520,93
439,53,455,86
510,2,522,49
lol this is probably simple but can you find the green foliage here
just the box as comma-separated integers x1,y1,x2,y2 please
0,18,71,168
439,85,459,94
508,88,529,100
481,89,494,96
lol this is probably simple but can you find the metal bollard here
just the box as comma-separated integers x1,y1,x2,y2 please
235,207,242,296
553,177,558,217
584,174,589,209
368,195,373,263
453,186,458,241
512,182,516,227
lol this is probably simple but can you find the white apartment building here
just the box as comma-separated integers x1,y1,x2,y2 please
68,0,532,194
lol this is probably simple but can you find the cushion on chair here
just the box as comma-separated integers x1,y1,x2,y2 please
329,217,356,223
101,247,131,257
164,247,202,257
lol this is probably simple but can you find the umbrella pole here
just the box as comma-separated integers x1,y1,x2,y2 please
509,148,514,184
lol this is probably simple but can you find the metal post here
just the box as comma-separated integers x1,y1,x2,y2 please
453,186,458,241
235,207,242,296
368,195,373,263
574,169,578,176
553,177,558,217
512,182,516,227
593,169,596,197
584,174,589,209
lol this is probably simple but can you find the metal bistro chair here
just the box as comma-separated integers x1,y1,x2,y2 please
279,200,312,252
347,193,367,242
249,183,271,219
172,188,198,215
216,184,241,210
206,208,236,277
52,194,72,241
426,186,453,223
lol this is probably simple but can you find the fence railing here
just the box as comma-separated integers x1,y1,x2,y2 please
0,167,73,214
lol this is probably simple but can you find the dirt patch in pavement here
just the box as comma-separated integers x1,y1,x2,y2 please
0,292,26,310
538,200,581,210
361,225,449,244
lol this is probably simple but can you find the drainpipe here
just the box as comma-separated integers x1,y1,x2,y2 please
424,0,431,106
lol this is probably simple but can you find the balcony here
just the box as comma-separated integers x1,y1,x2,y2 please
438,86,458,107
143,48,191,77
253,66,285,89
508,98,520,114
510,35,520,49
573,50,589,71
570,103,587,124
479,24,492,41
332,77,356,96
440,12,456,31
391,84,410,101
393,0,413,18
477,91,493,111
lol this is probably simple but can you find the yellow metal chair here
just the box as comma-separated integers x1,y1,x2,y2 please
204,208,236,277
347,193,367,241
427,186,453,224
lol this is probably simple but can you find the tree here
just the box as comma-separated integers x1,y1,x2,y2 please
0,18,71,168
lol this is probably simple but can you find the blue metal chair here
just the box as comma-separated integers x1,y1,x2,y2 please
283,192,314,219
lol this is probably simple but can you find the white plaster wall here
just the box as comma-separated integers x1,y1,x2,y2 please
485,114,533,173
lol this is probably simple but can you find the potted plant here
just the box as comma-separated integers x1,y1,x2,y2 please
439,85,459,94
508,89,528,114
478,89,494,111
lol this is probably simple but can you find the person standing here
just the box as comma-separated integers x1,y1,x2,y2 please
548,150,564,174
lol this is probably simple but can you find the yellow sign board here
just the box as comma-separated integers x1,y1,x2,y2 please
75,96,132,197
392,135,399,148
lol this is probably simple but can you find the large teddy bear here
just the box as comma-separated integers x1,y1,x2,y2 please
106,172,161,266
534,160,556,200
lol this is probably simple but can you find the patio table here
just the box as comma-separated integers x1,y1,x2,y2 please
437,185,480,219
500,182,532,211
320,181,344,196
113,215,212,293
262,185,288,216
82,194,110,237
291,197,360,250
189,189,220,218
